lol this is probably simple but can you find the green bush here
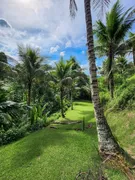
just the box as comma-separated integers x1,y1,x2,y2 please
0,125,28,145
107,83,135,110
47,112,61,122
100,91,110,106
29,104,48,125
116,85,135,109
28,119,47,132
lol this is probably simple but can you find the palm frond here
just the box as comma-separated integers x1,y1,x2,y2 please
0,101,20,119
94,45,108,57
92,0,111,16
61,77,72,86
95,20,108,43
69,0,78,18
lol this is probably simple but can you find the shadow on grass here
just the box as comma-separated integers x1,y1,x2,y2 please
10,129,66,168
10,102,97,169
10,125,98,169
74,102,91,106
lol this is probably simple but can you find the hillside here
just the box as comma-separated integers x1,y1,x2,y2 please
0,101,127,180
107,110,135,159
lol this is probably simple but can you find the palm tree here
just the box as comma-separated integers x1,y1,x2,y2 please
94,1,135,98
69,0,122,153
67,57,83,110
129,32,135,65
0,52,9,80
55,58,73,117
18,45,44,106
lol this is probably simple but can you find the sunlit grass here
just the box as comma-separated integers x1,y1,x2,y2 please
0,101,127,180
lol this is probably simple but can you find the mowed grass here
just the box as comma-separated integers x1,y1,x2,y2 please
0,101,99,180
0,101,127,180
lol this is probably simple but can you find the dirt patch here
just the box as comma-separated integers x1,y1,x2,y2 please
127,112,135,119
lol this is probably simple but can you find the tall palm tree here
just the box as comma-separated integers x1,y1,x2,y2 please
69,0,121,153
0,52,9,80
67,57,83,110
18,45,44,106
129,32,135,65
94,1,135,98
55,58,73,117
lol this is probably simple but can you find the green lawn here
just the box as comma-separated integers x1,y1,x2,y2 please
0,101,127,180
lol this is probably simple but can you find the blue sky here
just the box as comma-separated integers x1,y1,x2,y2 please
0,0,135,70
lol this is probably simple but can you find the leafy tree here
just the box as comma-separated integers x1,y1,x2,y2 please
94,1,135,98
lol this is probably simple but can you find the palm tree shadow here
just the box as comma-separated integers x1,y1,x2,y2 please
10,126,98,169
10,129,68,168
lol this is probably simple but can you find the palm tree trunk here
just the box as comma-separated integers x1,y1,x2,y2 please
109,72,114,99
108,45,114,99
60,86,65,118
84,0,120,153
133,47,135,66
27,82,31,106
71,90,73,110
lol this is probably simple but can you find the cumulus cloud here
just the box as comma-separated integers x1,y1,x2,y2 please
0,0,86,56
0,0,134,64
48,59,58,67
50,45,60,53
60,51,65,57
65,41,72,48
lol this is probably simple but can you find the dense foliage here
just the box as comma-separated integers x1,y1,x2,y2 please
95,0,135,98
0,48,90,145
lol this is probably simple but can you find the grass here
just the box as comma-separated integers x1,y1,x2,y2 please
0,101,128,180
106,110,135,158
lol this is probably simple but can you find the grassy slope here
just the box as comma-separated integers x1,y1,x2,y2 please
107,110,135,158
0,101,127,180
106,74,135,159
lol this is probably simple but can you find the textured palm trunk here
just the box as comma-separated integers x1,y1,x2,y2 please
109,72,114,99
60,86,65,118
108,45,114,99
71,90,73,110
133,47,135,66
27,82,31,106
84,0,120,153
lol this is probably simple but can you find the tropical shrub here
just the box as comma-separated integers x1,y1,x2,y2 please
100,92,110,107
29,104,48,125
107,83,135,110
0,125,29,145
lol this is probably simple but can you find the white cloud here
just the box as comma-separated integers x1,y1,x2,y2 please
50,45,60,53
60,51,65,57
0,0,86,57
80,63,89,74
65,41,72,48
0,0,134,62
81,63,88,70
47,59,58,67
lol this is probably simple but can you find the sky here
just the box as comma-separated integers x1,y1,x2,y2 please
0,0,135,70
